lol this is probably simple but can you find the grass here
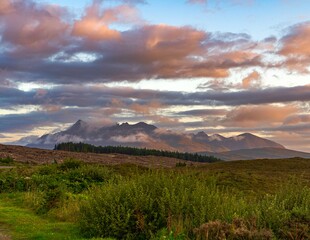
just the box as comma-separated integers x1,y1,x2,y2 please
0,193,84,240
0,156,14,166
0,158,309,239
78,171,310,239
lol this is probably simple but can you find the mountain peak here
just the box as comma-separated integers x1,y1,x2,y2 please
66,119,89,134
209,134,226,141
239,133,256,137
108,122,157,133
196,131,208,137
134,122,157,128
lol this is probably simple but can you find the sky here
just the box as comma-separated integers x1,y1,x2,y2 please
0,0,310,152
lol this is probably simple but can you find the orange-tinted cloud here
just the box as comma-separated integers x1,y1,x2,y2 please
0,0,262,83
280,22,310,56
72,1,117,40
72,1,143,40
242,70,261,88
223,105,298,127
0,0,12,14
72,19,120,40
130,101,163,115
279,22,310,72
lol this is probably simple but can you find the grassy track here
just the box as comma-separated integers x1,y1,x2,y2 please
0,193,84,240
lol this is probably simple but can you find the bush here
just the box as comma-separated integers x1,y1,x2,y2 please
0,169,30,192
58,158,82,171
0,156,14,165
24,163,118,215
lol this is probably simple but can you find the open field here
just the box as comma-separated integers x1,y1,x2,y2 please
0,149,309,239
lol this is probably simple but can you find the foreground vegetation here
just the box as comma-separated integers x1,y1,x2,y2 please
0,157,309,239
54,142,221,163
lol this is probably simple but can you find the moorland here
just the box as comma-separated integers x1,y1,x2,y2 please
0,145,309,239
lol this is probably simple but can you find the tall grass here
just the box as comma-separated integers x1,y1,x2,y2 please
1,159,309,239
79,171,310,239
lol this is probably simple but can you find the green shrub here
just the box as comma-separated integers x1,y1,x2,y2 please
58,158,82,171
0,169,30,192
24,163,119,215
0,156,14,165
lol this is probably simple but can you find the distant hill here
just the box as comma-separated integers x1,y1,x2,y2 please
54,142,221,163
0,144,197,168
21,120,286,154
200,147,310,161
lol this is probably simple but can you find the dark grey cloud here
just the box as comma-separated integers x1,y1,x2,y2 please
185,122,310,134
0,84,309,111
177,109,228,116
0,107,109,133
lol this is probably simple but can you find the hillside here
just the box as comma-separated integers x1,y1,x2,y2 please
200,147,310,161
0,144,197,168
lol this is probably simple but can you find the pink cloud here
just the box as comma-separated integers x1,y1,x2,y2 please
242,70,261,89
279,22,310,73
0,0,69,56
72,1,143,40
0,0,13,14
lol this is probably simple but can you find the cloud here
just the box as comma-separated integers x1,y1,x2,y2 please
110,132,150,143
177,109,228,116
283,114,310,125
0,134,7,138
242,70,261,89
72,1,144,41
1,0,307,87
0,0,70,57
0,4,261,84
0,84,309,113
129,101,163,115
222,105,298,127
0,0,13,14
279,22,310,57
279,21,310,73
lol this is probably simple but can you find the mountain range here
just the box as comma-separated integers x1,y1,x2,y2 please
10,120,310,160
